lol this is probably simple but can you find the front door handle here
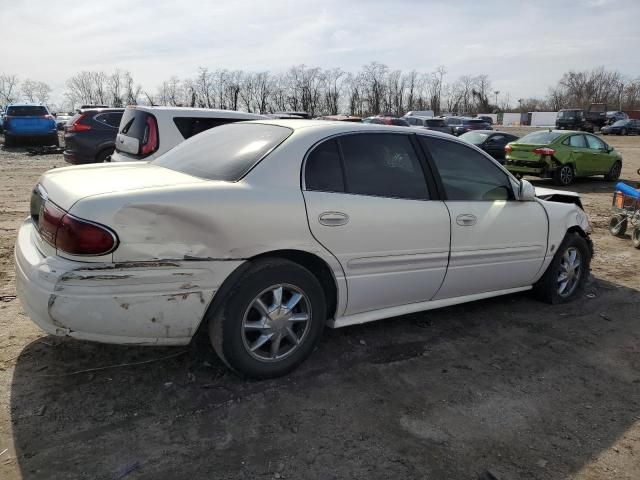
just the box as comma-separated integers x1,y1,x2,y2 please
318,212,349,226
456,214,477,226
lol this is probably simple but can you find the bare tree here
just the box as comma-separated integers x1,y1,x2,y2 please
0,74,19,105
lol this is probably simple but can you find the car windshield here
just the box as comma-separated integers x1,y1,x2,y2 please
6,105,48,116
459,132,489,144
612,120,629,127
517,131,562,145
558,111,577,119
153,123,293,181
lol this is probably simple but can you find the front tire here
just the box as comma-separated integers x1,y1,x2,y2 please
554,164,574,186
208,258,326,378
533,233,591,304
604,161,622,181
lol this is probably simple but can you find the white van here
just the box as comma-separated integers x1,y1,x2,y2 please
111,106,266,162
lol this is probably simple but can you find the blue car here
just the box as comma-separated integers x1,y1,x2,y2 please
2,103,58,147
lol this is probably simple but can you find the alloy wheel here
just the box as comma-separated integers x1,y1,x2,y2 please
559,165,573,185
557,247,582,297
241,284,312,362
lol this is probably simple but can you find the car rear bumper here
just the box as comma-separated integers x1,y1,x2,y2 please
15,218,243,345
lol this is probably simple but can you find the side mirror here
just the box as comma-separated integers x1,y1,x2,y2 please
518,179,536,201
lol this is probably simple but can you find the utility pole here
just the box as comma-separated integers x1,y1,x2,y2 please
494,90,500,107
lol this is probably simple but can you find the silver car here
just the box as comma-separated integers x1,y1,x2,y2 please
15,120,593,378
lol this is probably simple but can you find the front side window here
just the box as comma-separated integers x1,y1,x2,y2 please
585,135,605,150
338,134,429,200
304,139,345,193
421,137,513,201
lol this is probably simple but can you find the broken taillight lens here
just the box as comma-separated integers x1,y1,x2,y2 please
37,200,117,255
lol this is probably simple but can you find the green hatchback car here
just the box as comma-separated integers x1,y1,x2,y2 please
504,130,623,186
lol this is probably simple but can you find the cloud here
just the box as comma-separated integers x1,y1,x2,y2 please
0,0,638,104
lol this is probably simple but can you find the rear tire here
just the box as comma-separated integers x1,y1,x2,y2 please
533,233,590,304
609,215,627,236
604,161,622,181
95,148,114,163
633,227,640,249
553,164,574,186
208,258,326,378
3,135,13,147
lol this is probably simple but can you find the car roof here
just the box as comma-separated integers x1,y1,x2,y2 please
249,119,458,140
131,105,267,119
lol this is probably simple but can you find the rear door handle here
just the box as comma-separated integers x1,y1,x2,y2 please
456,214,477,226
318,212,349,226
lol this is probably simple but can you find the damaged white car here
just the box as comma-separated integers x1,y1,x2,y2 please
15,120,593,378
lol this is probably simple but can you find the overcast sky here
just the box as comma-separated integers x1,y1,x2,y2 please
1,0,639,106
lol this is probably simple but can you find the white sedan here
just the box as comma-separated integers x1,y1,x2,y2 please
15,120,593,378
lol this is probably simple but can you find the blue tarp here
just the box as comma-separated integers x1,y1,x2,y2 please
616,182,640,199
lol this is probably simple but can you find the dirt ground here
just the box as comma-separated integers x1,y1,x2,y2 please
0,128,639,480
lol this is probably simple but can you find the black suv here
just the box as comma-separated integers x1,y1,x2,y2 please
63,108,124,164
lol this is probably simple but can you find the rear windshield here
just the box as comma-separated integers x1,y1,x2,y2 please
426,119,444,127
153,123,292,181
518,131,562,145
460,132,488,144
118,108,150,139
6,105,48,116
463,119,486,125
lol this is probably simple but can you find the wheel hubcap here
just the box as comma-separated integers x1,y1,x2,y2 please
560,166,573,184
557,247,582,297
241,284,311,362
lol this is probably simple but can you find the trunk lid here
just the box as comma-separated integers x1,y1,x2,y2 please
506,143,541,162
38,163,206,211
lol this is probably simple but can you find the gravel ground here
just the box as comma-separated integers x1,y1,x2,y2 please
0,129,639,480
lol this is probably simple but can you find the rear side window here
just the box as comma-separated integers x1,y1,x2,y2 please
421,137,513,201
153,123,292,181
426,119,444,127
566,135,587,148
305,140,344,193
7,106,48,116
339,134,429,199
173,117,241,139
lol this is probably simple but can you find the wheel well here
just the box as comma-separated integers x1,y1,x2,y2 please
95,146,114,161
567,226,594,256
250,250,339,319
194,249,340,341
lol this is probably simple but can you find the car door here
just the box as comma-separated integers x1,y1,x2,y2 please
302,133,451,316
584,133,614,174
419,136,548,299
563,134,591,176
483,134,510,160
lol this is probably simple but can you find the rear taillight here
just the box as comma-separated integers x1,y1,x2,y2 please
504,144,513,154
141,115,158,155
37,200,117,255
533,147,555,156
66,114,91,133
42,114,53,120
